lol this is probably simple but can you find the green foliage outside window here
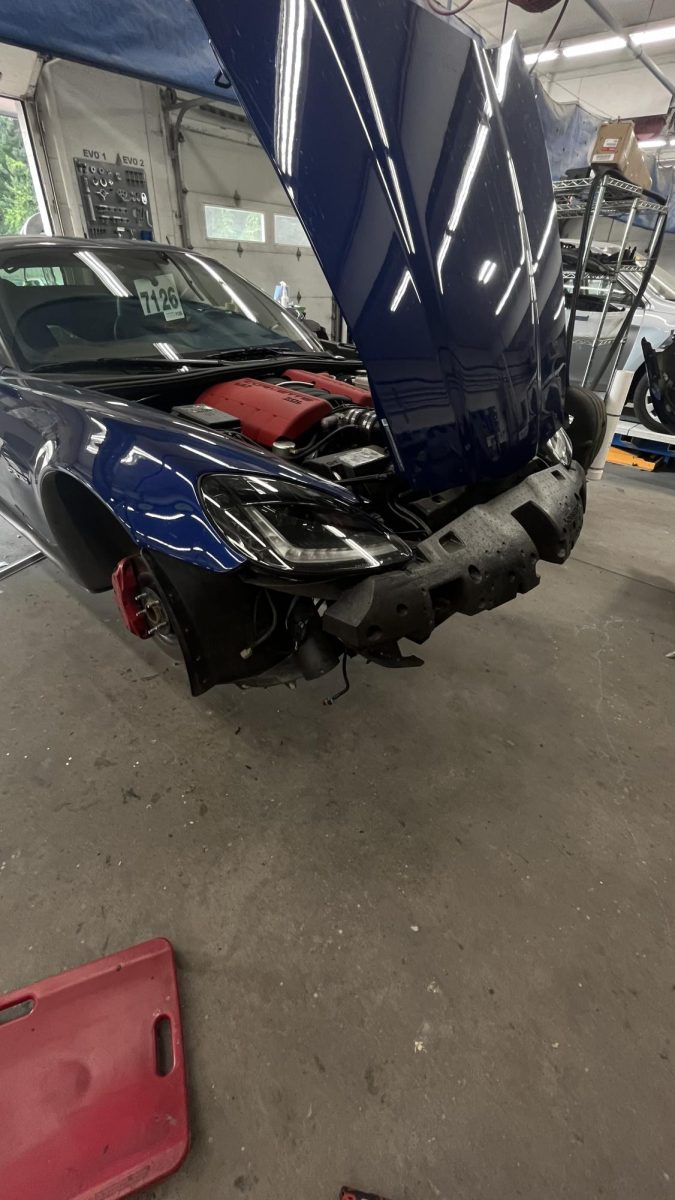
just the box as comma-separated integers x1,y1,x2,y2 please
0,115,38,236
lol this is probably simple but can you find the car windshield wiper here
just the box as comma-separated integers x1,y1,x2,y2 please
31,347,311,373
203,345,308,360
31,356,221,373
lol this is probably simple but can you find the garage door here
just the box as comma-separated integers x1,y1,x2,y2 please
178,111,333,333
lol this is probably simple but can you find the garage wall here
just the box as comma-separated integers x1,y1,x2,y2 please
17,52,675,323
28,57,333,327
178,110,333,330
33,60,178,242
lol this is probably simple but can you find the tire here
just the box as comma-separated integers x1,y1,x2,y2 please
632,372,671,433
565,385,607,471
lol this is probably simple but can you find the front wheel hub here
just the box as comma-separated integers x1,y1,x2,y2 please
112,557,174,644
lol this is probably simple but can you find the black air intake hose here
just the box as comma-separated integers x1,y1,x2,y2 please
320,408,381,436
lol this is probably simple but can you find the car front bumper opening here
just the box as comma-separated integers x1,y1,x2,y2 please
322,462,586,652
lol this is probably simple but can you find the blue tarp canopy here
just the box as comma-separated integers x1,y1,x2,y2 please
0,0,237,101
536,85,675,233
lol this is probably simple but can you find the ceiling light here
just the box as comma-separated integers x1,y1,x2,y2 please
631,24,675,47
526,23,675,68
477,259,497,284
562,36,627,58
524,48,559,65
639,138,667,149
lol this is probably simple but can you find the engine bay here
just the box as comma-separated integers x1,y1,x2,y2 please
99,358,547,549
90,359,580,689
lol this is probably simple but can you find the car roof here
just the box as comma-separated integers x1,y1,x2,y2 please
0,236,187,254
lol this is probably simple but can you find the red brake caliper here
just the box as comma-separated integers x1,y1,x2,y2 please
111,557,151,639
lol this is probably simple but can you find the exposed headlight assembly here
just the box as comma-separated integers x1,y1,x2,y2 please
200,474,411,575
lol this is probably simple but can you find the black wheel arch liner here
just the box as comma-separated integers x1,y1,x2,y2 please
40,470,136,591
138,549,297,695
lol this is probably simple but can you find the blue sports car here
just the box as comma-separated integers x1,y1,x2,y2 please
0,5,597,695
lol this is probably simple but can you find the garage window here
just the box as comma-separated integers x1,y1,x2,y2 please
204,204,265,243
0,97,52,237
0,264,65,286
274,213,310,247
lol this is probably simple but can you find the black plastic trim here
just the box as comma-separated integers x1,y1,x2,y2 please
322,463,586,651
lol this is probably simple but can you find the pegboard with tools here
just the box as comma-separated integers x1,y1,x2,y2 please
74,155,154,240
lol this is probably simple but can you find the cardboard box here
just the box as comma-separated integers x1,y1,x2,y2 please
591,120,652,191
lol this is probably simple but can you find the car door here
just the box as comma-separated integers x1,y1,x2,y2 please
0,266,66,542
565,268,643,391
0,371,61,545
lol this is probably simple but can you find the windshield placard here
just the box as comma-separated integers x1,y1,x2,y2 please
133,273,184,322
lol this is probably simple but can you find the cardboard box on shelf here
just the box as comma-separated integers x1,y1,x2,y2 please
591,120,652,191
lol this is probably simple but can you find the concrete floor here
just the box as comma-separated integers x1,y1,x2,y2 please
1,465,674,1200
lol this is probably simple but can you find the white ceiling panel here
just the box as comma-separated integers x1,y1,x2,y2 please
0,43,39,99
463,0,675,49
455,0,675,118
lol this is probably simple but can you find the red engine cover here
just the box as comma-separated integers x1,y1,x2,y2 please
197,377,333,446
283,369,372,406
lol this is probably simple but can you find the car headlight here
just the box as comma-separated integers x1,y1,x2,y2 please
545,427,573,468
200,474,411,575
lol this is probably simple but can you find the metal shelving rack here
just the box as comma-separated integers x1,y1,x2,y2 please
553,170,669,395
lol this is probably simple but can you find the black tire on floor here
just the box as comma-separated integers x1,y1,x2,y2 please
631,372,670,434
565,385,607,471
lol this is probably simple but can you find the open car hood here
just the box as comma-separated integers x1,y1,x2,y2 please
192,0,566,492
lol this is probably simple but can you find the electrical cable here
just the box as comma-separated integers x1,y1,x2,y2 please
249,590,278,650
540,75,609,119
424,0,477,16
500,1,509,45
303,422,369,458
529,0,571,74
323,653,351,706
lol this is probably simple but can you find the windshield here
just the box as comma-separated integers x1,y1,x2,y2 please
0,243,322,371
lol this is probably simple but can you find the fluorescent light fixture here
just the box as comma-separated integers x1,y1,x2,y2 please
631,24,675,46
274,0,307,179
639,138,667,149
75,250,130,297
390,270,412,312
386,154,415,254
527,22,675,65
495,266,521,317
524,49,559,65
535,201,558,264
436,121,490,287
494,36,514,100
562,36,626,58
154,341,181,360
183,251,258,323
340,0,388,147
477,259,497,284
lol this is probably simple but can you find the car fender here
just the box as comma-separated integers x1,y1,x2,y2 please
623,311,672,373
1,373,356,575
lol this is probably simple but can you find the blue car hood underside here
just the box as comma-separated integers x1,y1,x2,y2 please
191,0,566,493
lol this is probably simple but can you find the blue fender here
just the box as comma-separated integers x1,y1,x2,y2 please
0,374,355,574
